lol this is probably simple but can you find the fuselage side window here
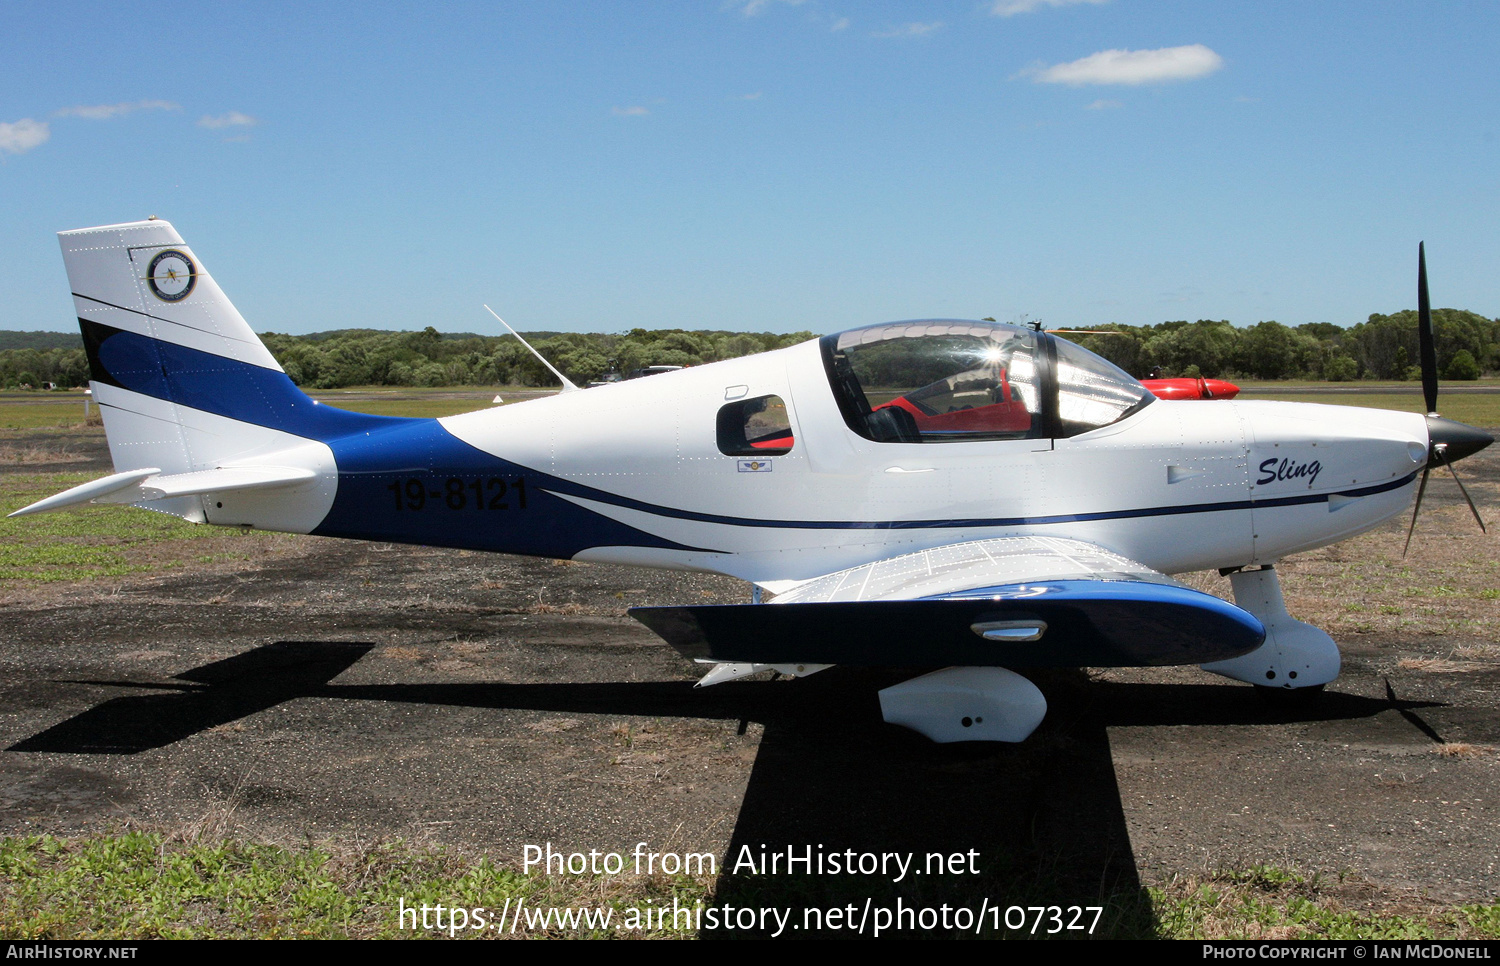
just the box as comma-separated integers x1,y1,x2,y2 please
717,394,794,456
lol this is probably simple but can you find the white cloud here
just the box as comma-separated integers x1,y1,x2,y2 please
872,21,943,38
740,92,763,101
0,118,49,155
612,105,650,116
198,111,258,129
55,100,179,120
830,16,849,31
1086,98,1122,110
733,0,805,15
1159,285,1203,304
1025,44,1224,86
990,0,1107,15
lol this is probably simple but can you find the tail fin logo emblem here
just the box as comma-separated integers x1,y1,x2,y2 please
146,249,197,302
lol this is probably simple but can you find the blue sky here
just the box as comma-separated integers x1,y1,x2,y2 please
2,1,1497,336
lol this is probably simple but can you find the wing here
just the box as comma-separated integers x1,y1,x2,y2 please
630,535,1264,669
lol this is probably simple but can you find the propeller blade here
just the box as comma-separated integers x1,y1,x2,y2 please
1441,456,1488,534
1417,242,1438,415
1402,464,1431,558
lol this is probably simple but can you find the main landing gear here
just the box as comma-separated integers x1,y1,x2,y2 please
1200,564,1339,698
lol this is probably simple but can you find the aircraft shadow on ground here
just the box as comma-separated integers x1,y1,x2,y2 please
8,641,1446,938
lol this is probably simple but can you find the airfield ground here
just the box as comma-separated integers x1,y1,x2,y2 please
0,385,1497,938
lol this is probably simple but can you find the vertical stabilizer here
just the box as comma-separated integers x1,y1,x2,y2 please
57,219,387,528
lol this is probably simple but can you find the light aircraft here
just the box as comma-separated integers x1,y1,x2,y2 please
11,220,1492,742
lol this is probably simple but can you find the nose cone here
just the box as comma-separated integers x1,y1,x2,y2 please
1426,414,1494,466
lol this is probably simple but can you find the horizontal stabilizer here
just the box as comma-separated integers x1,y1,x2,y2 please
9,465,317,518
6,468,161,518
128,466,317,501
632,580,1265,669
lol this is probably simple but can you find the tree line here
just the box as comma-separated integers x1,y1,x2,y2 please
0,327,814,391
1,311,1494,391
1059,310,1494,382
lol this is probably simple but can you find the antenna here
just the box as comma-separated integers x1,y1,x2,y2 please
483,305,580,392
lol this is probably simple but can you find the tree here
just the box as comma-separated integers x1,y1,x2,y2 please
1324,355,1358,382
1444,349,1480,380
1144,320,1239,378
1237,321,1300,379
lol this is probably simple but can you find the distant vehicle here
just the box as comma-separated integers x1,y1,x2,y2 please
624,365,685,380
587,365,685,388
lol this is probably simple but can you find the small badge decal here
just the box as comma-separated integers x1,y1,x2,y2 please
146,249,196,302
737,460,772,473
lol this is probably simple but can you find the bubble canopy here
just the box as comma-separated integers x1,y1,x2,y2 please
820,320,1153,443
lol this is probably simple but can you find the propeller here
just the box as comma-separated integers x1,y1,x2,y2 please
1402,243,1492,555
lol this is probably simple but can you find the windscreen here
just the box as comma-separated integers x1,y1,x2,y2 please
1052,336,1154,436
823,322,1041,442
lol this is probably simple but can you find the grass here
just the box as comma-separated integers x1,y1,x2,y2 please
0,395,98,431
310,385,551,420
0,834,707,940
2,834,1496,940
1242,390,1500,427
1151,866,1500,940
1237,378,1500,391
